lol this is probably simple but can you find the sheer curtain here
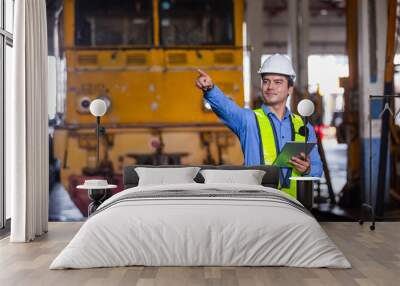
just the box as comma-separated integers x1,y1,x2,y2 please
8,0,49,242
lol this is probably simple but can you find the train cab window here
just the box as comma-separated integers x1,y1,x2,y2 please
159,0,234,46
75,0,153,47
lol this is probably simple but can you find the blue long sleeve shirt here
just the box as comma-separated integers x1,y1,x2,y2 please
204,85,323,180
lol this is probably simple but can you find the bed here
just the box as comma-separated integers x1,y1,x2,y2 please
50,165,351,269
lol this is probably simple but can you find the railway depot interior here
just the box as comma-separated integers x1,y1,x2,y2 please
27,0,391,225
39,0,400,222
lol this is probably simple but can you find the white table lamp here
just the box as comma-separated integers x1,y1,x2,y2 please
89,99,108,167
297,99,315,155
297,99,315,117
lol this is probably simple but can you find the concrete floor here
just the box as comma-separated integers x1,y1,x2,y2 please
49,183,83,222
322,138,347,195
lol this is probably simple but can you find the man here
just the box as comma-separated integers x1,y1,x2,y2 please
195,53,323,198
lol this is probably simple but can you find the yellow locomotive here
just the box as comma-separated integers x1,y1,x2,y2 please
53,0,246,214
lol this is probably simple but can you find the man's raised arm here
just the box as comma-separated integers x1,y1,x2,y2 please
195,69,249,135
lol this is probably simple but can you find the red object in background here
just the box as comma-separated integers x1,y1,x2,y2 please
314,124,326,140
67,174,124,217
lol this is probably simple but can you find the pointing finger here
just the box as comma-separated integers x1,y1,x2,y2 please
197,69,209,78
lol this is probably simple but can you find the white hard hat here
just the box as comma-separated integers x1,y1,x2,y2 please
258,53,296,82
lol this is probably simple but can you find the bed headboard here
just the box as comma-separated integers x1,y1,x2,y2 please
123,165,280,189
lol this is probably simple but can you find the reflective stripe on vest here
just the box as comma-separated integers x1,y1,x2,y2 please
253,108,306,198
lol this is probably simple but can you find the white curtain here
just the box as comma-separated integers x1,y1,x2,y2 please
8,0,49,242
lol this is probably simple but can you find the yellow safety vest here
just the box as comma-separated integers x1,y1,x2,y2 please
253,108,306,198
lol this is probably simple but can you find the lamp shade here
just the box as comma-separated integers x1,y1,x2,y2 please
297,99,315,117
89,99,107,117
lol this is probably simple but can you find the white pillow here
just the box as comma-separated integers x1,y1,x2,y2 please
200,169,266,185
135,167,201,186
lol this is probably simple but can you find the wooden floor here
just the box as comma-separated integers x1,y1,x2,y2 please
0,222,399,286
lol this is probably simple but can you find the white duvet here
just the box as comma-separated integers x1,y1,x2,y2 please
50,183,351,269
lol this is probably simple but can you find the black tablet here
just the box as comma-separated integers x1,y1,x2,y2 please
272,141,317,168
